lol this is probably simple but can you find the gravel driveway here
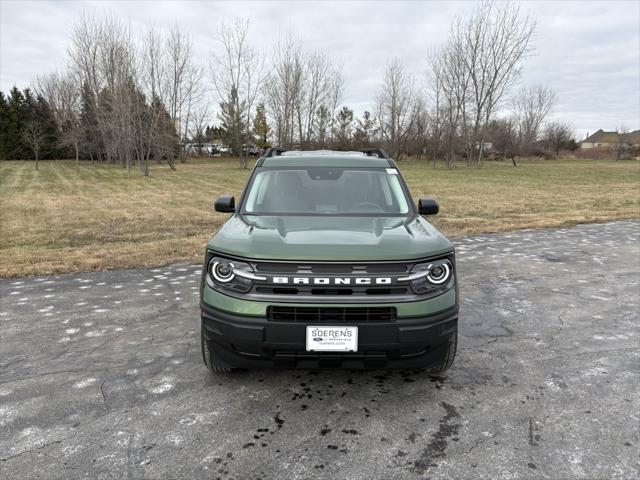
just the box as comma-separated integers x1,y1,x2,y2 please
1,220,638,479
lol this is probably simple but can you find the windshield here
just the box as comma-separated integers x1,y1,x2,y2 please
243,167,411,215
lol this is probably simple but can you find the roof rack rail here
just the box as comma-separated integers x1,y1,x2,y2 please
256,147,394,167
359,148,391,159
256,147,286,166
262,147,287,158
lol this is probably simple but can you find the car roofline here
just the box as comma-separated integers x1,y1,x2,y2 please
256,148,395,168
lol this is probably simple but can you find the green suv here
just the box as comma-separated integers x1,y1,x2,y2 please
200,149,458,373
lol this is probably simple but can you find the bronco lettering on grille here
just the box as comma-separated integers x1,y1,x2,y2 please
271,276,393,285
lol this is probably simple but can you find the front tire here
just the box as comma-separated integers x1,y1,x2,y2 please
426,331,457,374
201,321,233,374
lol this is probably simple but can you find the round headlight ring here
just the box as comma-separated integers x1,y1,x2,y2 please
211,260,235,283
426,263,450,285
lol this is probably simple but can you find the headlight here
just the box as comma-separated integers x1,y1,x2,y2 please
400,259,453,294
426,262,450,284
211,260,235,283
207,256,265,293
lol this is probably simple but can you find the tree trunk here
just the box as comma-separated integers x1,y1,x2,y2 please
75,143,79,172
35,151,39,171
477,140,484,168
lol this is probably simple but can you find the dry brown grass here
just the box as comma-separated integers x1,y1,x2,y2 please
1,157,638,277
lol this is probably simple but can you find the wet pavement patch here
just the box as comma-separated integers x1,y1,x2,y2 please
413,402,461,473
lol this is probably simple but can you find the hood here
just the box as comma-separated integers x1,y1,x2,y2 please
208,215,453,261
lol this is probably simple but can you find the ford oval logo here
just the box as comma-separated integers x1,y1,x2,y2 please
313,337,323,342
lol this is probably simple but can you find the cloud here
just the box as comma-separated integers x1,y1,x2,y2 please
1,0,638,138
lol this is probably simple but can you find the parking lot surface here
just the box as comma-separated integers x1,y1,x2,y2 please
1,220,639,479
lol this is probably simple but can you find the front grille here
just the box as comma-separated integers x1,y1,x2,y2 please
234,256,454,301
267,306,397,323
254,261,409,275
250,261,412,298
255,286,408,296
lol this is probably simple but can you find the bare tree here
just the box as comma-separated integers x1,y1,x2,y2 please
69,14,139,170
165,25,202,163
512,85,557,155
98,16,129,167
133,26,168,174
211,18,264,168
375,58,417,160
455,1,536,166
543,121,574,158
37,71,82,171
68,13,106,163
68,15,182,175
264,31,304,149
23,120,46,170
488,117,518,164
427,39,471,168
615,125,629,160
142,27,167,167
177,62,204,159
410,99,429,158
426,50,445,167
190,104,212,156
327,64,345,146
297,52,330,147
264,32,344,150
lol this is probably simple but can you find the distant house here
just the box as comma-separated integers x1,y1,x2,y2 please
581,129,640,149
581,130,618,148
624,130,640,147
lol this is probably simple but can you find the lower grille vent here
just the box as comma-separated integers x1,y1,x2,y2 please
267,306,397,323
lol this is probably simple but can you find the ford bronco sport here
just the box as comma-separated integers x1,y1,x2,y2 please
200,149,458,373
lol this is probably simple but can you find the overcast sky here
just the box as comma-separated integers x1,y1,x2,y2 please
1,0,638,139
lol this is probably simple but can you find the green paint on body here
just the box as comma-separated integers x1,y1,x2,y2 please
207,214,453,261
201,151,457,319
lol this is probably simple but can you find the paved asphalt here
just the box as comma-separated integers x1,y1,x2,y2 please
1,220,639,480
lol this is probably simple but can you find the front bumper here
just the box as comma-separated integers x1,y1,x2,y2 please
201,290,458,369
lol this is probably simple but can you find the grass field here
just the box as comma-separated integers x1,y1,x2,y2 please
1,157,638,277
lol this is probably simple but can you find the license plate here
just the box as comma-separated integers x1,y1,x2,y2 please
306,326,358,352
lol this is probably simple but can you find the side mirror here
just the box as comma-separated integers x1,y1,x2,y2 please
214,195,235,213
418,198,439,215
